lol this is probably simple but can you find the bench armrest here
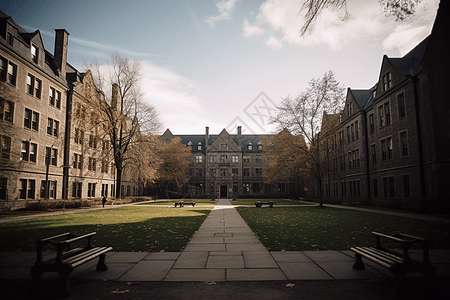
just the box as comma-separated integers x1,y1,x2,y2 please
372,231,431,265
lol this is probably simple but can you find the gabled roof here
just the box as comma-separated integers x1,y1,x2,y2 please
349,89,372,109
387,36,429,76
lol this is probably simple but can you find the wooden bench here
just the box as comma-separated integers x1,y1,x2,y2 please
351,231,436,296
255,201,273,208
174,201,195,207
31,232,113,295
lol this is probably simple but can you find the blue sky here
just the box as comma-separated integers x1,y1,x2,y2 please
1,0,439,134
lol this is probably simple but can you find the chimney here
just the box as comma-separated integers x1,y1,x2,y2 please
237,126,242,146
205,127,209,149
111,83,120,110
54,29,69,79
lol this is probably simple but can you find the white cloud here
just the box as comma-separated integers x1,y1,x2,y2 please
243,18,265,37
206,0,237,28
139,62,221,134
244,0,438,53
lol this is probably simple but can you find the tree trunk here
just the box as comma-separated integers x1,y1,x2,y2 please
318,177,324,208
116,167,122,198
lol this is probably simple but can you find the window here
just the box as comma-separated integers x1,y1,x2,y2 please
101,159,109,173
46,147,57,166
88,157,96,171
210,168,216,177
243,155,250,163
369,114,374,134
356,149,360,167
400,131,408,157
383,177,395,197
40,180,57,199
351,123,354,141
255,168,263,176
255,155,262,163
209,155,216,163
347,126,350,143
371,144,376,164
355,120,359,140
89,134,97,148
24,108,39,131
257,142,262,150
19,179,35,199
382,72,392,91
0,56,6,81
56,91,61,108
88,183,96,197
8,61,17,85
0,98,14,122
72,182,82,198
232,155,239,163
102,184,108,197
74,128,84,144
220,155,227,163
0,178,6,200
197,142,202,150
1,135,11,159
380,137,392,160
220,168,228,177
31,44,38,63
384,102,391,125
221,143,228,150
232,168,239,175
233,182,238,193
49,87,55,106
6,32,13,46
373,179,378,197
248,142,253,150
27,74,34,95
47,118,59,136
243,168,250,176
196,155,203,163
402,175,410,198
27,74,42,98
198,168,203,177
397,93,406,118
188,168,193,176
21,141,37,162
73,153,82,169
379,106,384,128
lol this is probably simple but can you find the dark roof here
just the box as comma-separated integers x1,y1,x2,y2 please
174,133,267,153
388,36,429,76
350,89,372,109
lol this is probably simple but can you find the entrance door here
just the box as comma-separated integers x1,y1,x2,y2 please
220,185,228,198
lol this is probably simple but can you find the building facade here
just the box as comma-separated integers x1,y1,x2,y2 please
0,10,138,209
319,2,450,212
160,126,303,199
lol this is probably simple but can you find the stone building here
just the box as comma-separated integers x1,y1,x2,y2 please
160,126,302,199
0,10,137,209
320,2,450,212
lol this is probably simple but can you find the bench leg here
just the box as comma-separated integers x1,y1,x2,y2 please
96,253,108,271
352,253,365,270
31,266,42,295
393,271,406,297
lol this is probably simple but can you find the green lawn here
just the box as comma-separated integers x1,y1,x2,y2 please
231,199,308,206
0,206,211,252
139,199,217,206
236,206,450,251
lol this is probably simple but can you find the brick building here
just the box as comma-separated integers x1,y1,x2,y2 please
160,126,303,199
0,10,138,209
320,2,450,212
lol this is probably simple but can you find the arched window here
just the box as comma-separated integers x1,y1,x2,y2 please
198,142,202,150
248,142,253,150
257,141,262,150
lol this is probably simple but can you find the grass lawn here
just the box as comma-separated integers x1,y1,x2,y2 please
139,199,217,206
236,206,450,251
231,199,308,206
0,206,211,252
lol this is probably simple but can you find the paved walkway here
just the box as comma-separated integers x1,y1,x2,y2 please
1,199,449,283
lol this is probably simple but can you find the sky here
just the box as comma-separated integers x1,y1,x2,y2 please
0,0,440,135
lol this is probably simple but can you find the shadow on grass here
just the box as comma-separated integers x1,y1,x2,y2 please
0,207,211,252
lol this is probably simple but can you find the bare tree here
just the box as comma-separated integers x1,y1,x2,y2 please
270,70,345,207
83,55,161,198
299,0,423,35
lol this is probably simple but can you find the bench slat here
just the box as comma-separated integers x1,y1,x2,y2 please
366,247,403,264
64,247,110,266
70,247,112,268
352,247,397,269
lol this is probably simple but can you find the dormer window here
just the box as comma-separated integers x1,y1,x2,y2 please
382,71,392,91
187,141,193,146
197,142,202,150
7,32,13,46
248,142,253,150
257,142,262,150
31,44,38,63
